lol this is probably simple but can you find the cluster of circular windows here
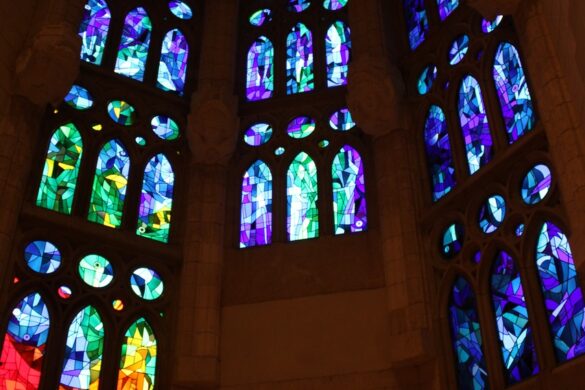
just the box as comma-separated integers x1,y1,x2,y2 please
23,240,165,309
440,163,552,259
249,0,347,25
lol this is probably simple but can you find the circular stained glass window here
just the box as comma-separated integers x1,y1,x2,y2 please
417,65,437,95
318,139,330,148
168,0,193,19
58,285,72,299
448,35,470,65
478,195,506,234
288,0,311,12
244,123,273,146
521,164,551,205
249,9,272,26
64,85,93,110
107,100,136,126
441,223,464,259
24,240,61,274
78,254,114,288
482,15,503,34
323,0,347,10
151,115,180,140
329,108,356,131
287,116,316,139
135,136,147,146
472,251,481,264
515,223,525,237
112,299,124,311
130,267,164,301
275,147,285,156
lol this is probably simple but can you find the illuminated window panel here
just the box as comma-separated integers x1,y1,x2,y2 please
240,160,273,248
441,222,464,259
332,145,367,234
244,123,273,146
151,115,180,141
78,254,115,288
64,85,94,110
136,154,174,243
246,36,274,101
25,240,61,274
117,318,157,390
36,123,83,214
329,107,356,131
436,0,459,21
79,0,111,65
287,152,319,241
88,140,130,228
417,64,437,95
168,0,193,20
249,9,272,26
287,116,316,139
521,164,551,205
157,29,189,95
115,7,152,81
402,0,428,50
482,16,503,34
288,0,311,13
130,268,165,301
323,0,348,11
325,21,351,87
286,23,314,94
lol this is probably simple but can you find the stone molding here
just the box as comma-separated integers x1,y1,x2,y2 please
467,0,523,18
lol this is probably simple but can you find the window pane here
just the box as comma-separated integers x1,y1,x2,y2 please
287,152,319,241
115,7,152,81
117,318,157,390
332,145,367,234
436,0,459,21
286,23,314,94
240,160,273,248
402,0,428,50
79,0,110,65
326,21,351,87
246,36,274,101
157,29,189,95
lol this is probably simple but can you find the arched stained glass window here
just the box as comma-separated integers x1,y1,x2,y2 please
458,75,493,175
157,29,189,95
88,139,130,229
117,318,157,390
287,152,319,241
60,306,104,390
79,0,111,65
137,154,174,243
535,222,585,362
286,23,314,94
115,7,152,81
240,161,273,248
403,0,428,50
449,276,488,390
0,293,50,389
490,251,539,384
493,42,536,143
423,105,456,201
36,123,83,214
325,21,351,87
246,36,274,101
332,145,367,234
436,0,459,21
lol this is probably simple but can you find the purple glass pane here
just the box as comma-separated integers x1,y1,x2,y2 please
424,105,456,201
403,0,428,50
157,29,189,95
288,0,311,12
114,7,152,81
326,21,351,87
79,0,111,65
437,0,459,21
246,36,274,101
240,161,273,248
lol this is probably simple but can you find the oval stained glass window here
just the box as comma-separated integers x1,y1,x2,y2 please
78,254,114,288
249,9,272,26
168,0,193,19
151,115,180,140
107,100,136,126
521,164,551,205
482,15,503,33
441,222,464,259
58,286,72,299
244,123,273,146
287,116,316,139
112,299,124,311
448,34,470,65
329,108,356,131
323,0,348,10
25,240,61,274
479,195,506,234
288,0,311,12
130,267,164,300
64,85,93,110
275,147,285,156
135,136,146,146
417,65,437,95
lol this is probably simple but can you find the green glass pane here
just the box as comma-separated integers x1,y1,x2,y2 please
107,100,136,126
287,152,319,241
78,254,114,288
36,123,83,214
130,267,164,300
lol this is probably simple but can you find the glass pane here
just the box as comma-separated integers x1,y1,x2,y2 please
436,0,459,21
403,0,428,50
130,268,164,300
240,160,273,248
157,29,189,95
332,145,367,234
79,0,111,65
117,318,157,390
287,152,319,241
246,36,274,101
326,21,351,87
25,240,61,274
286,23,314,94
521,164,551,205
115,7,152,81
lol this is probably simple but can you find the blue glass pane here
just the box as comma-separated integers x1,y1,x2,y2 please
157,29,189,95
521,164,551,205
449,35,469,65
424,105,456,201
114,7,152,81
417,65,437,95
403,0,428,50
478,195,506,234
437,0,459,20
64,85,94,110
246,36,274,101
79,0,111,65
441,222,464,259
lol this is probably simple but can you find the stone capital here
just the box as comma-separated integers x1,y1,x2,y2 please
467,0,523,19
346,55,406,138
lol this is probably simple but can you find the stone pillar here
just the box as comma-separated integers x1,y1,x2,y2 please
173,0,238,387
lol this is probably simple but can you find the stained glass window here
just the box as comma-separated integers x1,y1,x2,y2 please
0,293,50,389
288,0,311,13
36,123,83,214
130,268,165,300
323,0,348,11
436,0,459,21
493,42,535,143
115,7,152,81
521,164,551,205
246,36,274,101
88,140,130,228
490,251,539,384
449,277,488,390
325,21,351,87
151,115,180,140
244,123,273,146
286,23,314,94
482,16,503,34
168,0,193,20
535,222,585,362
458,75,493,174
287,152,319,241
329,108,356,131
107,100,136,126
441,223,464,259
423,105,456,201
287,116,316,139
25,240,62,274
478,194,506,234
60,306,104,390
448,35,469,65
240,160,273,248
403,0,428,50
332,146,367,234
117,318,157,390
249,9,272,26
65,85,94,110
79,0,111,65
137,154,174,243
78,254,115,288
417,65,437,95
157,29,189,95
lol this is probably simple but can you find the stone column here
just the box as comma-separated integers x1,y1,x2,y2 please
172,0,238,387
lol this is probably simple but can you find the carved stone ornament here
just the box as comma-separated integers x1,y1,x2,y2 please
467,0,522,19
14,23,81,107
188,85,239,165
346,55,406,138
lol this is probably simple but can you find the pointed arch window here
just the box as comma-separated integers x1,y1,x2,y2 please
493,42,536,143
115,7,152,81
403,0,428,50
79,0,111,65
246,36,274,101
332,145,367,234
36,123,83,214
240,160,273,248
325,21,351,87
436,0,459,21
287,152,319,241
157,29,189,95
0,293,50,389
286,23,314,94
423,105,456,201
137,154,174,243
458,75,493,175
88,139,130,229
117,317,157,390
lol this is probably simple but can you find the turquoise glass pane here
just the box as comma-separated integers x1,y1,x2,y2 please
244,123,273,146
